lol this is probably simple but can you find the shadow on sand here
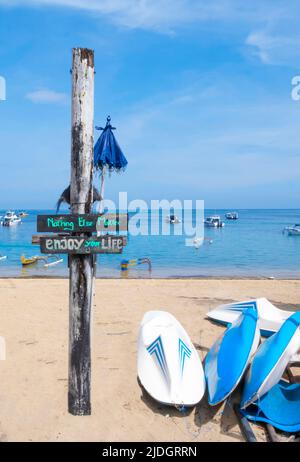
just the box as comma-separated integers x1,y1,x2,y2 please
137,376,245,442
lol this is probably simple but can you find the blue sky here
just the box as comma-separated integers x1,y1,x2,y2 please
0,0,300,209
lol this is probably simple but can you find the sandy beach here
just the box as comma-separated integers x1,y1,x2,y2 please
0,278,299,442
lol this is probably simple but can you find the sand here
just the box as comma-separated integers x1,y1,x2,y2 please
0,278,299,442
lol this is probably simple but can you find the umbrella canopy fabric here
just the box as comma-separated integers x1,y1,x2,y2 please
94,116,128,172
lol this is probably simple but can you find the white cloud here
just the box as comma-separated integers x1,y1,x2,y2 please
25,89,68,104
246,30,300,65
0,0,283,32
1,0,300,65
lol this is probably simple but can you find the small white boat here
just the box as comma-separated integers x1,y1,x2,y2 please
0,255,7,261
283,224,300,236
225,212,238,220
1,211,21,227
165,214,181,224
204,215,225,228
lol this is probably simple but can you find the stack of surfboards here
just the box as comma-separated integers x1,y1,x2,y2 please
137,299,300,434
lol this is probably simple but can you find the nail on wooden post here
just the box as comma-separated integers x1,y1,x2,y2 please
68,47,95,416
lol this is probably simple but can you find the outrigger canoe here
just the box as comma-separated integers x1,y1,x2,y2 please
21,255,40,266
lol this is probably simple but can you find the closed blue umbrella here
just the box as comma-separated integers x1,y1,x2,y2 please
94,116,128,213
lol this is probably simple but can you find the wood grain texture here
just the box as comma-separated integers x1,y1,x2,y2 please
68,48,94,416
40,236,124,254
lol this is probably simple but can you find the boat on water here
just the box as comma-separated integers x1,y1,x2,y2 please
18,211,28,218
225,212,238,220
1,211,21,227
165,214,181,224
21,254,63,267
204,215,225,228
283,224,300,236
21,255,42,266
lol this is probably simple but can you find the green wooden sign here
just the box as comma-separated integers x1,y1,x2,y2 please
37,213,128,233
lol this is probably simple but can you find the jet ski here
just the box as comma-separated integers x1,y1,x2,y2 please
240,311,300,432
137,311,205,407
205,305,260,406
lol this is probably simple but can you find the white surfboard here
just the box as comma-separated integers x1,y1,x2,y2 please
207,298,300,363
137,311,205,407
207,298,295,337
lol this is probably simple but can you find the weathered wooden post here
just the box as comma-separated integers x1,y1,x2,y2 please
69,47,94,415
34,48,128,416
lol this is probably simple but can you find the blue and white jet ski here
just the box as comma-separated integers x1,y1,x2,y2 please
137,311,206,407
205,305,260,406
240,311,300,432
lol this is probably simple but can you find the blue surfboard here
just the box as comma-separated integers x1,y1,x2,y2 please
205,306,260,406
241,311,300,410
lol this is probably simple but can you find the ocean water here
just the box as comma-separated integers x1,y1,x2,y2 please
0,209,300,278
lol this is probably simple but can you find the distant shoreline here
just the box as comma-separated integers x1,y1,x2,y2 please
0,275,300,280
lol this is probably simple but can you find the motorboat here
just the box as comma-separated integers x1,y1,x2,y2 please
165,214,181,224
225,212,238,220
204,216,225,228
1,211,21,227
18,211,28,218
283,224,300,236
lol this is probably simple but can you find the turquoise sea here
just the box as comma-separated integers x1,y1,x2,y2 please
0,209,300,278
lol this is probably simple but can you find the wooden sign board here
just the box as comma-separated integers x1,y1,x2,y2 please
40,236,124,254
32,234,127,246
37,213,128,233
